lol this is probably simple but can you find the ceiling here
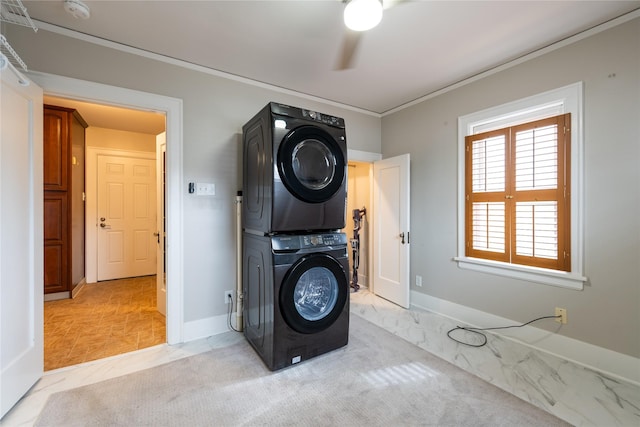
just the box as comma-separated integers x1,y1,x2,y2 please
23,0,640,132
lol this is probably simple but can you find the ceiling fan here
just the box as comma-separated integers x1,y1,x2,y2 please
336,0,402,70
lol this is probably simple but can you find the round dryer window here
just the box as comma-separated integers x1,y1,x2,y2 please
292,141,335,191
280,253,348,334
278,126,345,203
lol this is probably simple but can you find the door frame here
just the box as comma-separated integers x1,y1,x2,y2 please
29,71,184,344
156,134,167,316
347,149,381,294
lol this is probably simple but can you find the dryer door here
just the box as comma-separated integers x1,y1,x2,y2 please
277,125,346,203
280,253,348,334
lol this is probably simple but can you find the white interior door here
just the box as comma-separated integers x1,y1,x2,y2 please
156,133,166,316
97,155,156,281
372,154,410,308
0,66,44,418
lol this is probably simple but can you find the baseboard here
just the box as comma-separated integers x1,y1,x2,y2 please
71,278,87,298
357,273,368,287
410,291,640,385
44,291,70,301
183,312,235,342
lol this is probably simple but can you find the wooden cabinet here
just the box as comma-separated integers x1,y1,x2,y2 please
43,105,87,297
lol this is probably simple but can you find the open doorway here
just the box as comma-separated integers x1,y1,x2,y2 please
43,96,167,370
345,160,372,291
345,150,411,308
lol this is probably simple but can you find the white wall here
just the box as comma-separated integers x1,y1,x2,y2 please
86,127,157,152
7,24,381,326
381,17,640,358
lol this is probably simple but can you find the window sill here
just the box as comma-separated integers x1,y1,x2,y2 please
453,256,586,290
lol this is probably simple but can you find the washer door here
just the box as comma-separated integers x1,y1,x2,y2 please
280,253,348,334
277,125,345,203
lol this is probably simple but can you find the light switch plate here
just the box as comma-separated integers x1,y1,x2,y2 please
195,183,215,196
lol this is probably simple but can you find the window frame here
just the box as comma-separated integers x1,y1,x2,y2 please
456,82,586,290
466,114,571,271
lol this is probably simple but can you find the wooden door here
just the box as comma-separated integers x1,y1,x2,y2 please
42,106,86,294
43,192,68,293
43,108,69,191
43,108,69,293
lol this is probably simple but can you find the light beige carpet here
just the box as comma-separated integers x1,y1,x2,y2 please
35,315,569,426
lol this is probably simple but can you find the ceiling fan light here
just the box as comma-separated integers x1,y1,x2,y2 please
344,0,383,32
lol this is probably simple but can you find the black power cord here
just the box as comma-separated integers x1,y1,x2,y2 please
226,293,241,332
446,314,561,347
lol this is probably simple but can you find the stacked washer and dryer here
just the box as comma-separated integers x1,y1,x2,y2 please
241,102,349,371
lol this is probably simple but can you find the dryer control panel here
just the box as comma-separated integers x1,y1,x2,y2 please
270,102,345,128
300,109,345,128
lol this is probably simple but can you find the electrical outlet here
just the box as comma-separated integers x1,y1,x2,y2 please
224,290,233,304
555,307,567,324
415,275,423,287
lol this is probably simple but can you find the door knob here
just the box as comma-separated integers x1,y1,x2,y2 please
100,217,105,221
399,232,405,244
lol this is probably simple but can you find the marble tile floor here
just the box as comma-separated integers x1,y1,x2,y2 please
44,276,166,370
2,289,639,426
350,290,640,427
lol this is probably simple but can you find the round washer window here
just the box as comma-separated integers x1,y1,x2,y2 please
279,253,348,334
293,266,339,321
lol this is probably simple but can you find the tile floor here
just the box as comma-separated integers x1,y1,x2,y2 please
44,276,166,371
351,290,640,426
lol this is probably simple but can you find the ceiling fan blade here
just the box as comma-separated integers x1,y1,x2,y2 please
335,30,363,70
382,0,402,9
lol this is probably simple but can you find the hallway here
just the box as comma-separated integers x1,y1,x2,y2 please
44,276,166,371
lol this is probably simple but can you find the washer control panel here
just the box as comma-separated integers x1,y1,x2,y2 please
301,233,347,248
272,232,347,251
